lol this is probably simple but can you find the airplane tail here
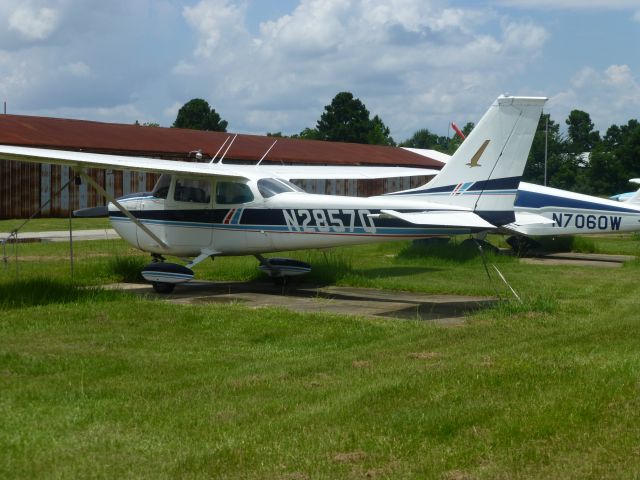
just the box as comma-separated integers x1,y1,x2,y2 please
626,179,640,204
397,95,546,225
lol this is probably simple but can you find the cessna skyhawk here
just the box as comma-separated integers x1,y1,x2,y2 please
0,95,545,292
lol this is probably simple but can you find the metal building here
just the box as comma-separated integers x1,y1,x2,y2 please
0,114,443,218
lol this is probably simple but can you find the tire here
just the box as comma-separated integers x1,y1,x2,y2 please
272,276,288,286
152,282,175,294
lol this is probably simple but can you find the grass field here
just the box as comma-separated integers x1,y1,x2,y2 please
1,224,640,479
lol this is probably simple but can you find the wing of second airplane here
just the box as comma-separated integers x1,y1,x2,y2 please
380,209,496,229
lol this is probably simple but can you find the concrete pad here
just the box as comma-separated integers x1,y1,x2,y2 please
521,258,623,268
110,281,495,325
520,252,634,268
542,252,635,263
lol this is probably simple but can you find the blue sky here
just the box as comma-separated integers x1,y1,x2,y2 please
1,0,639,141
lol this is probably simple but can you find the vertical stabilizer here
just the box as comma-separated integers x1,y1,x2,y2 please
395,95,546,225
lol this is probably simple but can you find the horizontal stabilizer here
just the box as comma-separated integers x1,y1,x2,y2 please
512,212,556,226
380,209,496,229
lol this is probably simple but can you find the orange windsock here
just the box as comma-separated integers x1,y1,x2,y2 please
451,122,466,140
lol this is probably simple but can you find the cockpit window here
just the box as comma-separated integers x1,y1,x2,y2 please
257,178,304,198
174,178,212,204
152,174,172,199
216,181,254,204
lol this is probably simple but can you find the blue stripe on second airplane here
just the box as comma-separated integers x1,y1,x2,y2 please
515,190,640,214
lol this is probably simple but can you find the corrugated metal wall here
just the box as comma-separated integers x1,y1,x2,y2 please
0,160,432,219
0,160,158,219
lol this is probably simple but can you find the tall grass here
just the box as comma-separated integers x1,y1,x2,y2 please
0,278,126,309
104,255,147,282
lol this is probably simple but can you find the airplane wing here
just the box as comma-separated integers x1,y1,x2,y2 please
0,144,437,181
401,147,452,165
379,209,496,229
0,144,251,178
259,165,438,180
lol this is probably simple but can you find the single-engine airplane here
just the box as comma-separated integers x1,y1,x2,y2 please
0,95,545,292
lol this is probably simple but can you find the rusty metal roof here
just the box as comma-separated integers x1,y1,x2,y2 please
0,114,443,168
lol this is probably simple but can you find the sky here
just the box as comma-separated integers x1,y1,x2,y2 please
1,0,639,142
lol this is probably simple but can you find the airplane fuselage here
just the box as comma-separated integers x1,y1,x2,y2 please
514,182,640,236
110,189,478,257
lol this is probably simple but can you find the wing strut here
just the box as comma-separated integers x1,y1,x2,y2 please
77,170,170,252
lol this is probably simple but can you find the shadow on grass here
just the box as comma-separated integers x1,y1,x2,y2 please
301,249,354,285
0,278,130,309
398,239,494,262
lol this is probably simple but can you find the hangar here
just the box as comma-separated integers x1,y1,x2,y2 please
0,114,443,219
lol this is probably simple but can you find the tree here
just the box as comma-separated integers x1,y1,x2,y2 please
400,128,440,149
522,113,574,188
565,110,600,154
315,92,374,144
584,145,626,195
292,128,322,140
461,122,475,137
172,98,228,132
367,115,395,146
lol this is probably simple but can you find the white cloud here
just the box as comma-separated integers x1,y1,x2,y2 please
183,0,249,58
60,61,91,77
497,0,640,9
174,0,549,138
550,64,640,133
8,6,60,40
502,21,548,51
163,101,183,120
633,9,640,22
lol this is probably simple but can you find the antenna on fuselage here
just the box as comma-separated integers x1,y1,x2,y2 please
209,136,231,164
217,134,237,164
256,140,278,166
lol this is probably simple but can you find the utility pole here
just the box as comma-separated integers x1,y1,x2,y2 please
544,113,548,186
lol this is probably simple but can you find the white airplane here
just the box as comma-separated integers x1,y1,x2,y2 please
0,95,545,292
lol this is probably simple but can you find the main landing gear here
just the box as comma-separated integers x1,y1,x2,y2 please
141,253,202,294
140,252,313,294
255,254,311,285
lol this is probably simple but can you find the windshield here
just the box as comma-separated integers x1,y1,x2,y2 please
151,174,171,199
257,178,304,198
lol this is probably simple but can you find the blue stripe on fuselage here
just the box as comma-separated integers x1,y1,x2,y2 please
110,215,470,236
515,190,640,214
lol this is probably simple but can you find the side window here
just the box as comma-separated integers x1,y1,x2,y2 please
174,178,212,204
216,181,254,204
